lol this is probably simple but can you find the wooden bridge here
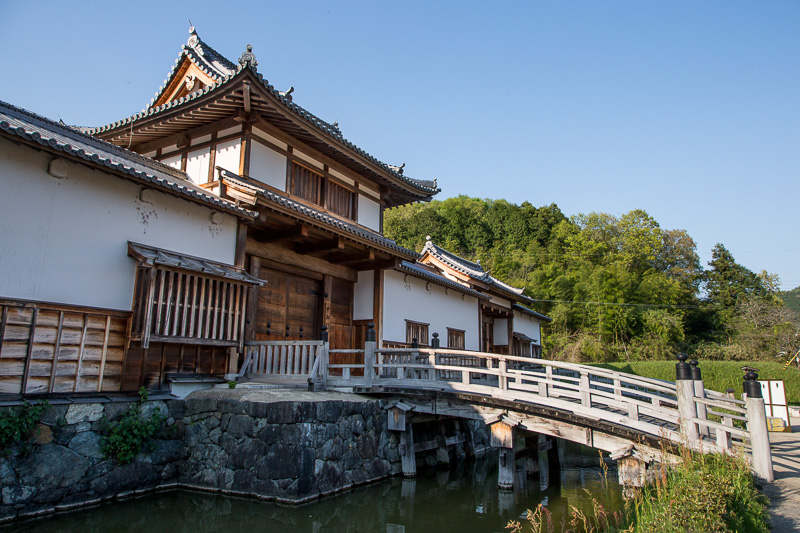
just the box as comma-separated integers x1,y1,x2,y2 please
241,326,774,489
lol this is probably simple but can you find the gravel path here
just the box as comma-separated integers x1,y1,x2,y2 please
765,418,800,532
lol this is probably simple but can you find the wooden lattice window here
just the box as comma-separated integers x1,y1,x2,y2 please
290,162,324,207
405,320,429,346
128,243,262,350
447,328,465,350
289,161,356,221
327,180,355,219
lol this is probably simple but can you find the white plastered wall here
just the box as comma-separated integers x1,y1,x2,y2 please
249,141,287,191
357,195,381,232
494,319,509,346
353,270,374,320
383,269,480,350
214,138,241,174
0,139,238,311
514,311,542,344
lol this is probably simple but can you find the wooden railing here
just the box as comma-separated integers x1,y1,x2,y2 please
242,340,324,379
319,341,773,481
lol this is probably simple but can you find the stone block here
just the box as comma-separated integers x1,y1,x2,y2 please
65,404,104,425
39,405,68,426
226,415,255,439
68,431,103,459
315,401,343,422
167,400,186,420
1,485,35,506
32,424,53,446
18,445,90,488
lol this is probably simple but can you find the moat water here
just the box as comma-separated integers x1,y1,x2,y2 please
7,443,623,533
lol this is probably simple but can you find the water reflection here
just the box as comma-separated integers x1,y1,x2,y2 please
6,442,622,533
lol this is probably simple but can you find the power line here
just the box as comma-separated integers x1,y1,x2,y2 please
528,298,705,309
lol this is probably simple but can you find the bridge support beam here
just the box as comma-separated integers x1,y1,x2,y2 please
524,436,539,477
611,445,646,498
399,420,416,478
490,421,515,490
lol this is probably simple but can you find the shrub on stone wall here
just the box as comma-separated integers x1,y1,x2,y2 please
100,388,166,464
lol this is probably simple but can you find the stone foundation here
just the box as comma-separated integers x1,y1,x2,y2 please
1,389,486,524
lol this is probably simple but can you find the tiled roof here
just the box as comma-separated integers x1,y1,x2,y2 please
86,29,439,197
128,242,263,285
0,100,257,219
512,303,552,323
219,169,418,258
396,262,489,300
421,238,534,304
148,27,237,108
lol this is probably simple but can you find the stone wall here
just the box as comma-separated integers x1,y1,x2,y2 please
1,398,184,523
3,389,482,524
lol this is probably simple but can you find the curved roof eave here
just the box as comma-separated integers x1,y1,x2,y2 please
0,100,256,220
88,56,439,200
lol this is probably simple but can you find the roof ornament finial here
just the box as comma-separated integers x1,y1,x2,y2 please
426,235,431,242
239,44,258,69
187,24,199,48
279,86,294,102
388,163,405,175
433,177,437,187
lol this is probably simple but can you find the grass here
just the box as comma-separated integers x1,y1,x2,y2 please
508,447,769,533
591,360,800,404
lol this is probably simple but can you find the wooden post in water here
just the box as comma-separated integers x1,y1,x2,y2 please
537,434,551,490
491,420,515,490
743,370,774,482
400,419,416,478
675,353,699,448
524,435,539,477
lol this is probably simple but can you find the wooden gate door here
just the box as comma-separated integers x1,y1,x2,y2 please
255,269,320,341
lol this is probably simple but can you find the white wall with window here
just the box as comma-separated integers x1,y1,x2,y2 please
383,269,480,350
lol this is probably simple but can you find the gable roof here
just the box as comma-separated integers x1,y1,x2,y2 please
87,28,440,207
0,100,256,219
396,261,489,300
420,237,534,304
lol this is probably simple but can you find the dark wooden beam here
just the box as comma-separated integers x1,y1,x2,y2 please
331,249,375,266
254,223,309,243
295,237,345,256
246,239,357,282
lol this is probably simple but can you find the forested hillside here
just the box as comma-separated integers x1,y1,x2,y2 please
384,196,799,363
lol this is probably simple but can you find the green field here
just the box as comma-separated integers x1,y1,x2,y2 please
592,360,800,405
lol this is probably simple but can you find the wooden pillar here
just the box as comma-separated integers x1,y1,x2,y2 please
690,359,710,437
436,422,450,465
491,421,515,490
234,223,248,269
244,256,261,342
524,435,539,478
460,418,476,459
611,445,646,499
364,323,376,388
372,269,384,346
744,371,774,482
537,433,551,490
400,420,416,478
675,354,698,448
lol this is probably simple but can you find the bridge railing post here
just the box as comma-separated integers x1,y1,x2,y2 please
743,370,774,482
580,372,591,407
498,357,507,390
690,359,710,437
675,353,699,449
364,322,376,388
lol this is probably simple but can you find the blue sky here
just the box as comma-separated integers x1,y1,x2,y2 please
1,1,798,290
